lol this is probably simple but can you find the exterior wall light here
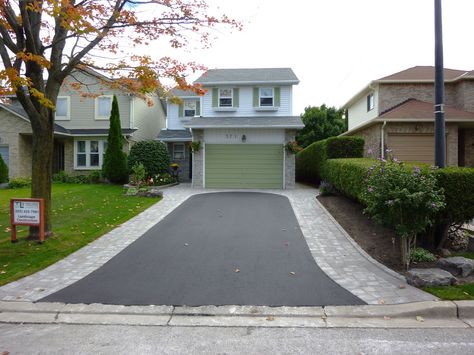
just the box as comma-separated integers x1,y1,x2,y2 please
241,134,247,143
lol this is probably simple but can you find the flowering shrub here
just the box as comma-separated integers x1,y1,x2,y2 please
152,172,175,186
361,157,445,267
319,180,334,196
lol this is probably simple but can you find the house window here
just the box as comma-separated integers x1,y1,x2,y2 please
367,93,375,111
55,97,70,120
173,143,185,160
184,100,197,117
259,88,274,107
95,95,113,119
219,88,233,107
75,140,107,169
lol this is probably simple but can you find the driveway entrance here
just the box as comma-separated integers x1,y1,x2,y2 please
42,192,363,306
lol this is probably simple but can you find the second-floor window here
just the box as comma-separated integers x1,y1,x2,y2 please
219,88,233,107
184,100,197,117
55,97,70,120
367,93,375,111
96,95,113,119
259,88,274,107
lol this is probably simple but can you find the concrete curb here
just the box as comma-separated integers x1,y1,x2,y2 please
0,300,471,328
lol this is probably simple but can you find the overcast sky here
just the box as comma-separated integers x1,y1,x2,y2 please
168,0,474,115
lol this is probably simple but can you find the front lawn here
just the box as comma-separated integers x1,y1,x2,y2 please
0,183,160,286
423,284,474,301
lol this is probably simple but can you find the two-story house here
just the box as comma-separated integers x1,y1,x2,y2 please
157,68,304,188
0,68,166,178
342,66,474,167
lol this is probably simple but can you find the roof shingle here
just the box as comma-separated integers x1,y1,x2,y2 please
195,68,299,85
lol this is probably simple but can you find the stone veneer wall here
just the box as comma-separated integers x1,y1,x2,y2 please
191,129,204,188
284,130,296,189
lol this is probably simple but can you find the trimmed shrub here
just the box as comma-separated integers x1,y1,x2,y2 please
102,95,128,184
295,136,364,184
0,154,8,183
128,140,169,177
434,167,474,226
8,176,31,188
410,248,437,262
325,136,364,159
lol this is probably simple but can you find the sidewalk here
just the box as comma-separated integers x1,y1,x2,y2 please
0,184,435,305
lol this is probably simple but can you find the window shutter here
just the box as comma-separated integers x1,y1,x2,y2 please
253,87,259,107
212,88,218,107
233,88,239,107
178,103,184,117
274,87,280,107
196,100,201,116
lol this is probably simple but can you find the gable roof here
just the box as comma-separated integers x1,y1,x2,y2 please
377,66,468,82
195,68,299,85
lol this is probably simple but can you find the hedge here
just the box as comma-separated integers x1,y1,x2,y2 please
295,136,364,184
128,140,170,177
322,158,474,227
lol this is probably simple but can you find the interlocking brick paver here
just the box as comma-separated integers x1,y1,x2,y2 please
0,184,436,304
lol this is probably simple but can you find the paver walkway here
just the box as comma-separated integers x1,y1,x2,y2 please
0,184,435,304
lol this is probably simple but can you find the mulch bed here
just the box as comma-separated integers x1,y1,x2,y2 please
317,194,406,272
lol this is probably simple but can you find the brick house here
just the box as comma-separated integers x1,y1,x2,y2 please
342,66,474,167
0,68,166,178
157,68,304,188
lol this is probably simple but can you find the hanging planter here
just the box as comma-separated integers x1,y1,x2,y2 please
190,141,201,152
285,141,302,154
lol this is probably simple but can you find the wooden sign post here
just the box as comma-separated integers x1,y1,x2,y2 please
10,198,45,243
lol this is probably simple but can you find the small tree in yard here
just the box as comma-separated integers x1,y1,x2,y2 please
361,157,445,269
102,95,128,184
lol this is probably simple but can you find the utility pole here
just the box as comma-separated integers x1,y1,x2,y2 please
434,0,446,167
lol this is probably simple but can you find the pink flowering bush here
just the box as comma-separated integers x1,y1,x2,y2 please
361,156,445,267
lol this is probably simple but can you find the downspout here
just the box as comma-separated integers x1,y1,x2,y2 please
380,121,387,159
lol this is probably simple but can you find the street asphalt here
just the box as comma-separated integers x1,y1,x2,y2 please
41,192,364,306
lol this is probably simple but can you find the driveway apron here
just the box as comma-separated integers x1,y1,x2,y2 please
41,192,364,306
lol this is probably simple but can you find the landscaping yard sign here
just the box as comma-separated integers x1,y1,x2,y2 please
10,198,45,243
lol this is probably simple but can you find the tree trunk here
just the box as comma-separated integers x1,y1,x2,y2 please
436,223,451,250
400,235,410,270
28,121,54,239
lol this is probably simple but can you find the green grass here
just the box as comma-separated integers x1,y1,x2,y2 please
423,284,474,300
452,251,474,260
0,183,160,286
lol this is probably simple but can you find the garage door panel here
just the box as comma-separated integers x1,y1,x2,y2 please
387,135,435,164
205,144,283,188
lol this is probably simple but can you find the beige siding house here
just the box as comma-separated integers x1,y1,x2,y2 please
342,66,474,167
0,69,166,178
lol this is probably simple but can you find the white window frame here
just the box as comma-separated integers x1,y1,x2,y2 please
218,88,233,108
173,143,185,160
74,139,108,169
184,99,197,117
367,93,375,111
259,87,274,107
55,96,70,120
95,95,113,120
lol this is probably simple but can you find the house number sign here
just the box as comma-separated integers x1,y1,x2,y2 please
10,198,45,243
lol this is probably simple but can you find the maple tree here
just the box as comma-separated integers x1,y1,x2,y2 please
0,0,239,238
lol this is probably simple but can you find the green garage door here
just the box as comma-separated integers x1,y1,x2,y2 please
205,144,283,189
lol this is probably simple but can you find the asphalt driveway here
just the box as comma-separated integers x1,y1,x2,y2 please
41,192,364,306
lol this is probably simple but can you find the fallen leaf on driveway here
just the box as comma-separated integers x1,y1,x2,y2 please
281,228,287,231
184,243,189,246
289,272,296,276
399,284,406,289
266,316,275,321
383,316,391,320
234,268,240,273
284,242,289,246
378,299,385,304
416,316,424,322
